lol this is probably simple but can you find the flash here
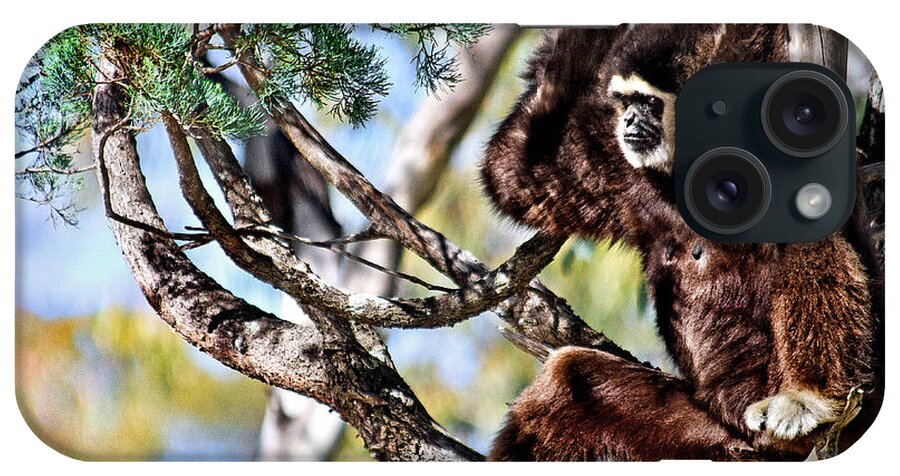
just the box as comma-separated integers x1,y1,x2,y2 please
795,183,832,220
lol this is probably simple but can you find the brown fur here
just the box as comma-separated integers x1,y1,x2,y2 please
482,24,877,461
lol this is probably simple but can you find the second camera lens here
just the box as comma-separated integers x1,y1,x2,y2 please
761,70,848,158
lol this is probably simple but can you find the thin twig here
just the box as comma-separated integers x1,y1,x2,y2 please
94,77,128,85
185,224,382,247
498,326,553,362
191,24,223,44
16,164,97,176
286,234,456,293
14,123,77,159
371,24,441,34
260,225,381,247
178,235,215,251
196,58,240,75
17,193,81,227
185,223,455,292
189,23,221,59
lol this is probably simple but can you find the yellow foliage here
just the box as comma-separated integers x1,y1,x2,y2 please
15,309,268,460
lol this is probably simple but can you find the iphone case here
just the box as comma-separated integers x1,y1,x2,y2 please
14,23,884,461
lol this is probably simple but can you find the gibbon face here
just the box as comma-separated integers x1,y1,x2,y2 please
601,24,731,175
608,74,677,173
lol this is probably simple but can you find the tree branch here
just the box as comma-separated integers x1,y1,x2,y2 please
94,46,481,462
208,25,526,458
788,25,848,80
218,23,635,362
168,114,567,331
187,224,455,292
14,122,82,159
94,120,206,242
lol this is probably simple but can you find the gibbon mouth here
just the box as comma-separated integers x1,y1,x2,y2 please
623,134,661,152
623,134,658,142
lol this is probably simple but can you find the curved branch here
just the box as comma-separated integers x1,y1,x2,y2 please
168,114,566,330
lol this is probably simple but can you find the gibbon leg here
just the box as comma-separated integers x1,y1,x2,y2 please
489,346,751,461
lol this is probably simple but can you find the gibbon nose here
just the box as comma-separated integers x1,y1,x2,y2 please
624,110,638,127
623,112,658,140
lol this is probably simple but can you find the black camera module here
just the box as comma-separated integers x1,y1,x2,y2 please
761,70,848,157
684,147,771,235
676,63,857,242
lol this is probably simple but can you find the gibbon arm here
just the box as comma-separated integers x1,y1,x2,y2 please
744,237,875,440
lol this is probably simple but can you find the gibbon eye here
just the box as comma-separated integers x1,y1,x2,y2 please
647,96,659,106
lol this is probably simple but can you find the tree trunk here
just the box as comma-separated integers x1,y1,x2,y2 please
788,25,848,80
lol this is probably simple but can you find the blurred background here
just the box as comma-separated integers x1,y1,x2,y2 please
14,25,873,461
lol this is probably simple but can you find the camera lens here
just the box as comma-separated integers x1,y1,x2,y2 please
684,147,771,234
707,173,748,212
716,180,739,203
761,70,848,157
793,104,815,124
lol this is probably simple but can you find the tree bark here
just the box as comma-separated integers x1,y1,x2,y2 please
89,25,648,461
244,117,348,462
788,25,848,80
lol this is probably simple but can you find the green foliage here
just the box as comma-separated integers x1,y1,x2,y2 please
372,24,493,93
36,28,94,124
16,24,263,224
243,23,491,126
95,24,265,139
246,24,389,127
15,28,95,225
15,27,673,460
